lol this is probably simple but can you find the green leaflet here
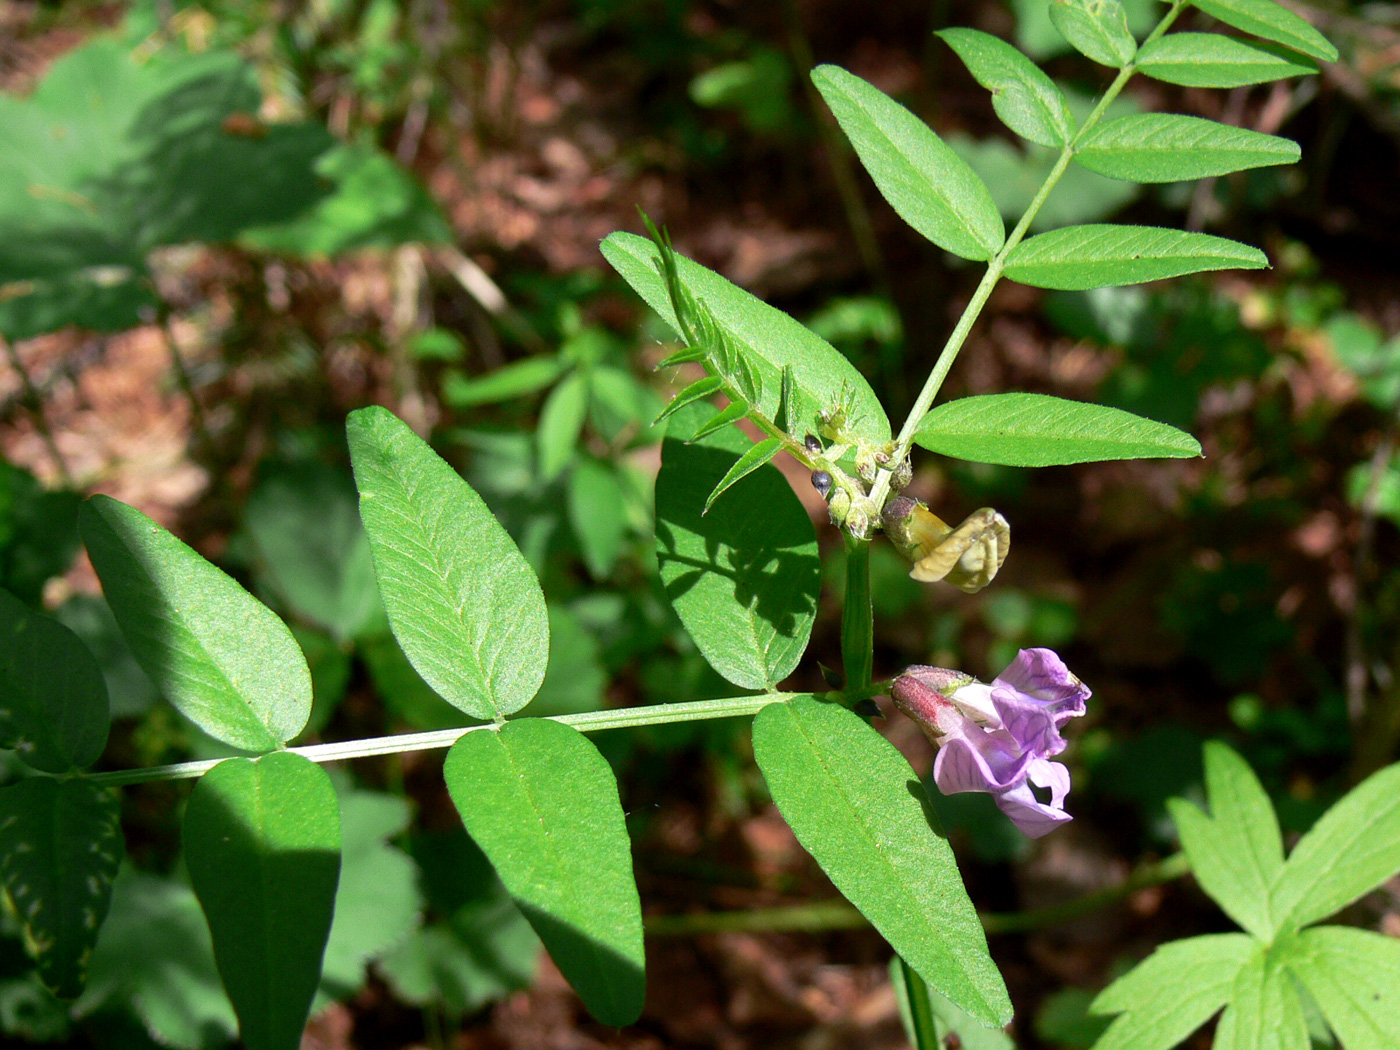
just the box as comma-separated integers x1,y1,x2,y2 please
1280,926,1400,1050
704,437,784,514
1049,0,1137,67
752,698,1011,1028
601,230,890,443
1004,224,1267,289
1166,742,1283,941
655,403,819,691
0,778,122,998
913,393,1200,466
809,65,1005,261
1191,0,1337,63
346,406,549,721
1212,946,1308,1050
79,496,312,752
567,457,629,579
537,370,589,482
1135,34,1318,88
936,29,1076,148
1089,933,1255,1050
184,753,341,1050
441,355,565,409
444,718,644,1027
0,588,109,773
1268,761,1400,932
1076,114,1300,183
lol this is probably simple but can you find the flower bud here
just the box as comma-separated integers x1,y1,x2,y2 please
891,457,913,492
855,448,877,485
891,666,976,742
828,487,851,524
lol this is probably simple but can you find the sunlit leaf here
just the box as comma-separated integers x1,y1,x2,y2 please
1191,0,1337,63
1004,224,1267,289
1280,926,1400,1050
1076,114,1300,182
1049,0,1137,67
937,29,1076,147
1135,33,1318,88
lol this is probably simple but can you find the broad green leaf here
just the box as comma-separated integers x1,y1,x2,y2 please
1004,225,1267,289
75,868,238,1049
445,718,644,1026
809,65,1004,260
1280,926,1400,1050
704,437,784,514
79,496,312,752
537,370,589,482
567,457,628,579
1090,933,1255,1050
1212,945,1308,1050
656,404,819,690
1049,0,1137,67
0,778,122,997
441,356,566,409
0,588,109,773
0,271,156,343
1135,34,1318,88
346,406,549,720
522,603,607,717
913,393,1200,466
315,789,423,1003
242,463,382,643
1191,0,1337,63
184,753,341,1050
1076,114,1300,182
936,29,1076,147
1269,761,1400,932
601,231,890,442
754,699,1010,1026
1166,742,1282,940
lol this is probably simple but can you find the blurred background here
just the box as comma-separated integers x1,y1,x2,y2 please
1,0,1398,1047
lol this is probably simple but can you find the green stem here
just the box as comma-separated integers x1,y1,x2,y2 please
86,693,795,787
898,957,942,1050
868,0,1187,512
643,852,1190,937
841,535,874,692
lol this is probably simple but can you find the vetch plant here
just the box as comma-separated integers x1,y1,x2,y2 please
4,2,1397,1048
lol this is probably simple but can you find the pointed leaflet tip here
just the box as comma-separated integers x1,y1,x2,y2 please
703,438,784,515
689,401,749,442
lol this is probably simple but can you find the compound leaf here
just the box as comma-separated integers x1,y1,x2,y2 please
1280,926,1400,1050
0,588,109,773
809,64,1004,260
602,230,889,442
1211,946,1308,1050
753,697,1011,1028
1191,0,1337,63
346,406,549,721
1004,224,1267,289
913,393,1199,466
79,496,311,752
655,404,819,690
1076,114,1300,182
1089,933,1255,1050
184,753,341,1050
1135,34,1318,88
445,718,644,1027
0,778,122,998
1166,742,1282,940
1269,761,1400,932
937,29,1076,147
1049,0,1138,67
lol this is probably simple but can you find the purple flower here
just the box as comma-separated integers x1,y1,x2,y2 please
891,649,1090,839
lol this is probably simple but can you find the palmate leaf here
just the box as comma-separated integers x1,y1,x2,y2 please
1191,0,1337,63
184,752,341,1050
1089,933,1255,1050
601,231,889,443
80,496,312,752
1166,742,1283,940
444,719,644,1027
0,587,109,773
809,65,1005,261
1279,926,1400,1050
346,406,549,721
913,393,1199,466
1049,0,1137,67
655,403,819,691
0,778,123,998
753,698,1011,1028
1004,224,1267,289
936,29,1076,148
1211,946,1308,1050
1076,114,1300,183
1135,34,1318,88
